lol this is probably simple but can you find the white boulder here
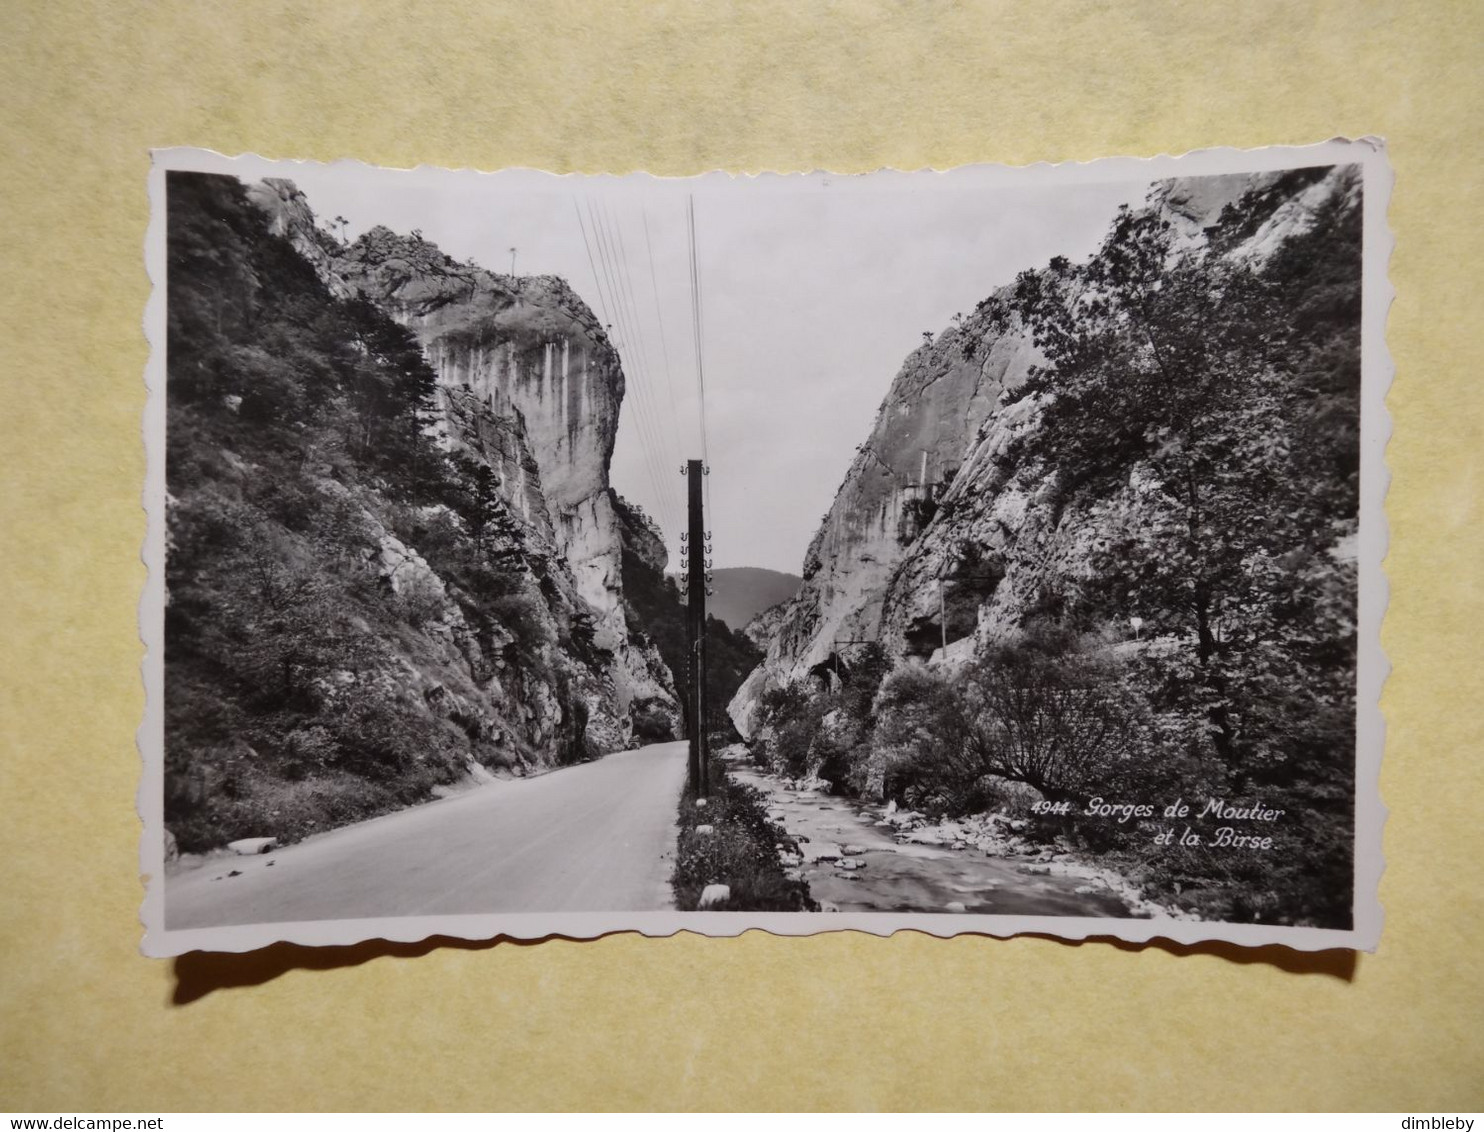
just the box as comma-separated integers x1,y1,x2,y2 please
698,884,731,909
227,837,277,855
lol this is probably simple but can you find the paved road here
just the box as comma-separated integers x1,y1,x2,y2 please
166,741,690,928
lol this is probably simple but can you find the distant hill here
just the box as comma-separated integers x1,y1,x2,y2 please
706,567,802,632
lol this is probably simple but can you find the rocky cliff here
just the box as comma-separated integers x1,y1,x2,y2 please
731,164,1362,736
247,179,678,748
165,171,693,851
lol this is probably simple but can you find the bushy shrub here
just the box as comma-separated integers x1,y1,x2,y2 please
491,591,556,655
220,770,399,848
327,686,464,787
868,665,976,810
395,575,450,630
957,633,1146,803
276,725,340,780
769,713,819,779
631,701,677,743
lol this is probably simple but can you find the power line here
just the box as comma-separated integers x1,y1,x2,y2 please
584,199,673,531
588,200,680,532
601,204,676,498
574,199,674,532
686,195,713,517
608,204,657,393
606,203,687,538
601,202,688,538
642,207,686,456
610,203,692,540
572,200,609,324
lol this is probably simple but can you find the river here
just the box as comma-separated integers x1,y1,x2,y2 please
724,751,1139,918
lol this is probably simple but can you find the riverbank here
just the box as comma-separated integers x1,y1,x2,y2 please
671,754,817,912
723,747,1186,919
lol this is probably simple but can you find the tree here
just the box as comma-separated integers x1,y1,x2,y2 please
1004,198,1317,766
220,540,380,707
958,640,1141,803
554,674,590,766
867,665,975,806
449,452,506,562
992,173,1363,926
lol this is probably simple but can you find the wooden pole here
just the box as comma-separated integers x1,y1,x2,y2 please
940,572,948,655
686,459,708,795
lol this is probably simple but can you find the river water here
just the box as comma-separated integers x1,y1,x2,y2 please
725,753,1137,918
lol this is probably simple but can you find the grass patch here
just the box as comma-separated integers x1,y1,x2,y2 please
673,757,817,912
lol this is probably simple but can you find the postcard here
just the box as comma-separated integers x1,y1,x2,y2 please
140,140,1389,955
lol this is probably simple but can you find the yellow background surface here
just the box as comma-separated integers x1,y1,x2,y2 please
2,0,1481,1112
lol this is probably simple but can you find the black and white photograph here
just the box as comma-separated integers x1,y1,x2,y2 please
140,141,1388,955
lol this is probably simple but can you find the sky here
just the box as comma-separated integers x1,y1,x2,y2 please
277,164,1149,574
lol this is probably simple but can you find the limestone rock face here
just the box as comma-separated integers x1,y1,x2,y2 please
743,600,790,651
248,178,678,750
337,228,638,662
247,179,354,296
731,165,1360,736
607,494,682,737
612,491,669,576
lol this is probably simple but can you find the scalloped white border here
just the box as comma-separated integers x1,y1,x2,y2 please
140,139,1391,957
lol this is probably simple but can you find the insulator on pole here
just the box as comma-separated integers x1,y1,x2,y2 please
680,465,688,475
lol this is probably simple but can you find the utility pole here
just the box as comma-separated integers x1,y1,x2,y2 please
940,574,948,655
681,459,711,796
509,246,517,277
905,449,935,494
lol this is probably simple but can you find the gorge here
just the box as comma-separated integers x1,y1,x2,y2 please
163,171,711,852
729,164,1364,927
